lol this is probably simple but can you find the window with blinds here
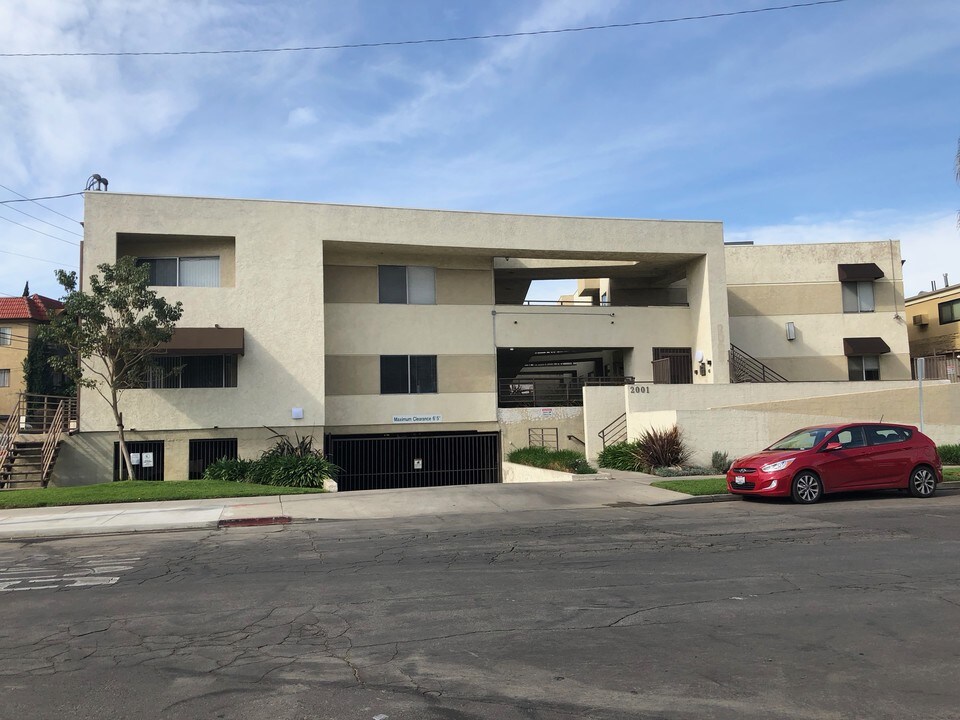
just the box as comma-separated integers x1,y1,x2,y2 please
137,257,220,287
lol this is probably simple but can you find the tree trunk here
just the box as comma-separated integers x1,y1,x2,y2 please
111,395,136,481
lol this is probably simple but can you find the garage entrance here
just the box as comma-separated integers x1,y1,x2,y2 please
325,431,502,492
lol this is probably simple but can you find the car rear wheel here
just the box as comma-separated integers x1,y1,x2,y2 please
908,466,937,498
791,471,823,504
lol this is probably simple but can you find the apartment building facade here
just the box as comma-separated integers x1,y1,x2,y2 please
905,282,960,382
55,192,913,487
0,292,63,419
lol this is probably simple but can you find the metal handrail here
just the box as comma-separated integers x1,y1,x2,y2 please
20,393,77,433
598,412,627,448
0,394,24,475
729,344,788,383
40,399,67,485
499,376,635,408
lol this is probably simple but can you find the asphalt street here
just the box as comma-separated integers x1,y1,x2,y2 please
1,491,959,720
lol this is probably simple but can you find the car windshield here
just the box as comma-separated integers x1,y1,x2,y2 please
766,428,833,451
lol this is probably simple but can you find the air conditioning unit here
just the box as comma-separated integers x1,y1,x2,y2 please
912,314,928,326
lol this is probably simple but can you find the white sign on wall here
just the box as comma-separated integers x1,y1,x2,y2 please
142,453,154,468
130,453,141,466
392,414,443,424
539,408,555,418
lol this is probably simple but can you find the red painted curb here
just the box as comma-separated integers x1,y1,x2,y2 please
218,516,292,528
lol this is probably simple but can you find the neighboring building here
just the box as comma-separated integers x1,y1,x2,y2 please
56,191,921,486
905,283,960,381
0,291,63,419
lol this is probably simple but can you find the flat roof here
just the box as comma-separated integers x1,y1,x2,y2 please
82,191,723,226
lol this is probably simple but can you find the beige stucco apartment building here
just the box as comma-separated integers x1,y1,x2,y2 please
55,191,944,487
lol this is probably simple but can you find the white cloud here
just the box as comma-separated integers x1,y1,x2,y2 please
286,107,317,128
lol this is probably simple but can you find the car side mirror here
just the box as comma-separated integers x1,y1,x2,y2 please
822,442,842,452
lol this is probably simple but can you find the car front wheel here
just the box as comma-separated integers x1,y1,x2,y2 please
908,466,937,498
791,471,823,504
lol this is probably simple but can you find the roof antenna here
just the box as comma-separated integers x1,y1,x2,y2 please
85,174,109,191
878,414,884,423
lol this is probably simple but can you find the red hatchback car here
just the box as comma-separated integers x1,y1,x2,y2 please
726,423,942,504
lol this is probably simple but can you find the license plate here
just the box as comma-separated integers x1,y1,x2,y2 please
734,476,746,485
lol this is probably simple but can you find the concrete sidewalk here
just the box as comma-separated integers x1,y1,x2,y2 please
0,477,692,540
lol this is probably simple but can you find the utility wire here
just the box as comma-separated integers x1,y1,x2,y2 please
0,0,853,58
0,214,81,246
0,248,78,268
0,201,82,237
0,190,84,219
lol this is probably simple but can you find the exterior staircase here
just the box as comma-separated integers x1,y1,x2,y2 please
0,394,77,489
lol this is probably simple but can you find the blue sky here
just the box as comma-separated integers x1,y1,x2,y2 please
1,0,958,299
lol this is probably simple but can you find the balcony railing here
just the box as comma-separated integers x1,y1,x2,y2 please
498,376,634,408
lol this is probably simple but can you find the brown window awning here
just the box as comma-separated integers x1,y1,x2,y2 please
158,327,244,356
838,263,884,282
843,337,890,356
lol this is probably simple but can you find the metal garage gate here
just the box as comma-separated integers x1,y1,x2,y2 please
325,431,502,492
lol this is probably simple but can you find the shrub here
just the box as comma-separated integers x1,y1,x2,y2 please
711,450,732,474
597,441,648,472
202,431,339,489
637,425,690,468
248,454,338,489
262,428,324,458
508,446,596,474
203,458,254,483
937,444,960,465
652,466,715,477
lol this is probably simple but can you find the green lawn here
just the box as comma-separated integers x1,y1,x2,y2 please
0,480,324,510
944,468,960,483
650,477,728,496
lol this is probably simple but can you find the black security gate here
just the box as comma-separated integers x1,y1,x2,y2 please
189,438,238,479
114,441,165,481
325,431,502,492
652,347,693,384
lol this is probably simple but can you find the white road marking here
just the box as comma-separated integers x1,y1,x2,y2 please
0,556,141,592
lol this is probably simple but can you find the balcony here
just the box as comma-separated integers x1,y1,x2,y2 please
498,375,634,408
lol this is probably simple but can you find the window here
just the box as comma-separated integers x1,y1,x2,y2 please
137,257,220,287
380,355,437,394
378,265,436,304
144,355,238,389
865,425,911,445
830,427,867,449
939,298,960,325
842,281,875,313
0,369,9,387
848,355,880,381
0,327,11,346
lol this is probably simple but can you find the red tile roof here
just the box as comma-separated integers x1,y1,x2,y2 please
0,294,63,322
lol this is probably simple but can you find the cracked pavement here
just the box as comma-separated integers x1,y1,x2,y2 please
1,492,959,719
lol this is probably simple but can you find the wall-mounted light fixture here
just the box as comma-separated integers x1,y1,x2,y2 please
786,321,797,341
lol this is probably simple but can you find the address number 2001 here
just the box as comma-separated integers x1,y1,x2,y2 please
629,385,650,394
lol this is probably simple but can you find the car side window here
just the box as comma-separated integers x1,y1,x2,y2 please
865,425,908,445
831,427,866,449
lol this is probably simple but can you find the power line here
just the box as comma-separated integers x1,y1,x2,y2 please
0,214,81,246
0,199,83,237
0,191,84,219
0,0,853,58
0,248,78,268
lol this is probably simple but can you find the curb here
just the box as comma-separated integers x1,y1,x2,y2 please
218,516,291,528
663,482,960,506
661,494,738,505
